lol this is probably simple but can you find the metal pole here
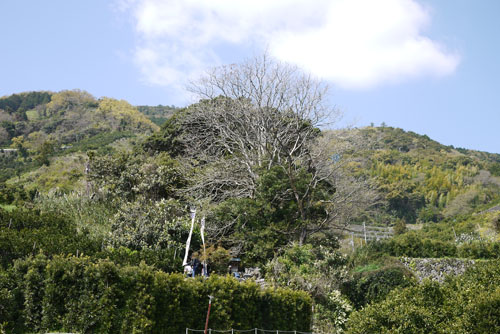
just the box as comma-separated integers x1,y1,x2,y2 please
255,328,257,334
204,295,214,334
186,328,188,334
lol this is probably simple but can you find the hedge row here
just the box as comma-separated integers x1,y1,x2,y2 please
0,209,102,268
366,232,500,259
0,255,312,334
0,209,182,273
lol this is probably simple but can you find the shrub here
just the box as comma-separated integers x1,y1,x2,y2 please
0,208,102,269
109,199,193,252
1,255,312,334
346,260,500,334
341,266,415,309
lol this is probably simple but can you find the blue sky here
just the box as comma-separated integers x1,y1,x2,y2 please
0,0,499,153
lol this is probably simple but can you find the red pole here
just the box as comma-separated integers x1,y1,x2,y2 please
204,295,214,334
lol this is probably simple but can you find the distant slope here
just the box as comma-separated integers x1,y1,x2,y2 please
0,90,159,192
136,105,179,126
346,126,500,224
0,90,158,147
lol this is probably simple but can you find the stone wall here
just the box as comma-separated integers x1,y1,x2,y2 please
400,257,475,283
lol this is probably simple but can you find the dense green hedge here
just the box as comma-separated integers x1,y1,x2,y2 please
366,232,500,259
0,208,186,273
0,255,312,333
0,209,102,268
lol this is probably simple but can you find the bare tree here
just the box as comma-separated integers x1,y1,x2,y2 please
181,54,375,244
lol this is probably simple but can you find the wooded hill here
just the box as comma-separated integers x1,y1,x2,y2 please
1,58,499,334
350,125,500,224
2,90,499,225
0,90,158,195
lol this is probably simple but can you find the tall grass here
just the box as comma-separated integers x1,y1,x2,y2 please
34,191,115,238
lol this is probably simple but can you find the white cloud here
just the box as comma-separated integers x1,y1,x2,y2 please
117,0,460,93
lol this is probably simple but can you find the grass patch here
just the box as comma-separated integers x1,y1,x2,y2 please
25,109,40,120
0,203,16,212
62,131,136,155
354,263,381,273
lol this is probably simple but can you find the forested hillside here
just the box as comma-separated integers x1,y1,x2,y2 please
1,58,499,333
354,126,500,224
0,90,158,197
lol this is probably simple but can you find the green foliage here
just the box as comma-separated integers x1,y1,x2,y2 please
0,91,51,122
366,232,458,258
352,126,500,225
62,131,136,155
393,218,407,235
97,98,159,132
208,165,336,267
0,152,29,183
10,135,28,158
99,246,182,273
265,244,351,333
46,90,96,114
8,153,87,194
346,260,500,334
33,192,115,238
491,211,500,232
142,110,186,156
0,91,163,199
136,104,178,126
0,203,16,212
362,215,500,259
88,151,186,202
341,266,415,309
0,255,312,333
195,245,231,275
3,92,500,334
109,199,192,252
210,197,288,267
0,208,102,269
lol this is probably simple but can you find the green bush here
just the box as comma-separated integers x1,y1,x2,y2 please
1,255,312,334
0,208,102,269
341,266,415,308
346,260,500,334
97,246,182,273
367,232,457,258
365,232,500,259
457,241,500,259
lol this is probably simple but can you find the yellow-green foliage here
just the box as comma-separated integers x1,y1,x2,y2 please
97,98,159,132
359,127,500,223
373,161,478,208
33,192,115,238
24,109,40,121
46,89,95,114
7,153,87,193
0,203,16,212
